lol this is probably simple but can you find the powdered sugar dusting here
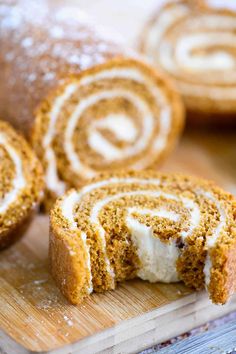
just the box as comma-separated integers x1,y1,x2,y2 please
0,0,126,130
0,0,123,84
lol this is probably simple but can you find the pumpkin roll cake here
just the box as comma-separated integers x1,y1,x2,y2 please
0,121,44,250
50,171,236,305
140,0,236,123
0,0,184,208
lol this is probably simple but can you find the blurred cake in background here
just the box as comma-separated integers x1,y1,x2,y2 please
140,0,236,125
0,121,44,249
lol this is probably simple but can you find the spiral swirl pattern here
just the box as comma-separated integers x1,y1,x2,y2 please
50,171,236,305
33,59,184,207
140,0,236,116
0,121,44,249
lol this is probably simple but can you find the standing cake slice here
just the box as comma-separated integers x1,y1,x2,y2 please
50,171,236,305
0,121,44,249
140,0,236,124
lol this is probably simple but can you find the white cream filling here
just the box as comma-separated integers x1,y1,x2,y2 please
177,83,236,100
90,114,138,143
127,206,180,282
143,4,189,59
128,207,180,222
159,41,236,97
126,212,180,282
202,192,227,287
61,177,161,221
204,254,212,289
61,189,80,228
80,231,93,294
43,68,172,196
0,133,26,214
180,197,201,239
77,177,161,197
61,190,93,293
88,114,138,161
88,130,123,161
204,193,226,249
189,15,236,31
175,33,236,71
43,83,78,195
160,33,236,76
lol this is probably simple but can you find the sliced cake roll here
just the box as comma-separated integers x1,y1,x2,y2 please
0,0,184,208
50,171,236,305
34,60,184,208
140,0,236,123
0,121,44,249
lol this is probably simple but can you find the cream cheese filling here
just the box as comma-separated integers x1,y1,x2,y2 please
143,4,189,59
127,207,180,282
202,192,226,287
0,133,26,214
127,215,180,283
61,190,93,294
43,83,77,195
175,33,236,72
90,114,138,143
88,114,138,161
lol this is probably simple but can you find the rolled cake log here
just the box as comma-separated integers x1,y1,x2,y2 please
0,121,44,249
50,171,236,305
140,0,236,124
0,0,184,208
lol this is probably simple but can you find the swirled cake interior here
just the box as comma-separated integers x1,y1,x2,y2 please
0,121,44,249
50,171,236,305
140,0,236,117
34,59,184,208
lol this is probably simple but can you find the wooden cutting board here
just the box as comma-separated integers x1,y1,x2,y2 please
0,129,236,354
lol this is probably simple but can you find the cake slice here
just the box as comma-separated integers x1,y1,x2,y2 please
140,0,236,123
50,171,236,305
140,0,236,125
0,121,44,249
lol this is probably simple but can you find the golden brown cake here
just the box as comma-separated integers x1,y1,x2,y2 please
140,0,236,124
50,171,236,305
0,0,184,208
0,121,44,249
